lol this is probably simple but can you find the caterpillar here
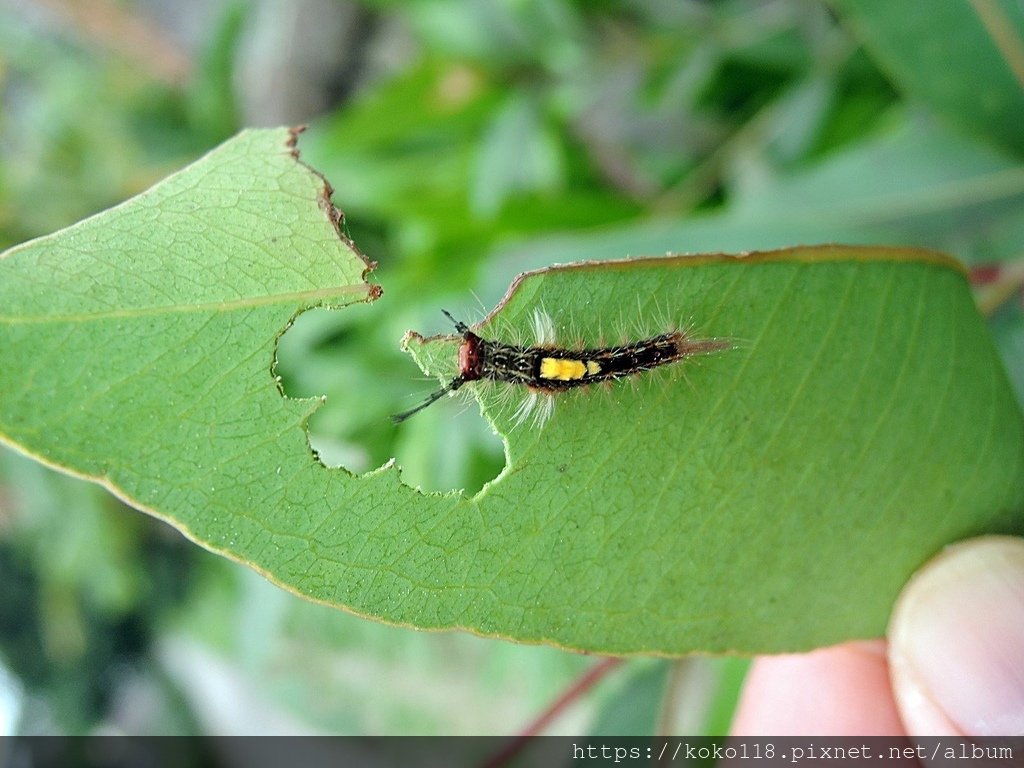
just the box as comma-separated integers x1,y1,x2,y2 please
393,309,730,427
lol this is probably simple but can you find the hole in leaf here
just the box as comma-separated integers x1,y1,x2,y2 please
274,306,504,495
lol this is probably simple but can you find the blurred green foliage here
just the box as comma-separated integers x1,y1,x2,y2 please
1,0,1021,737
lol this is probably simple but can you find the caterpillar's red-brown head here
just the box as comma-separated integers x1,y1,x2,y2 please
457,332,485,383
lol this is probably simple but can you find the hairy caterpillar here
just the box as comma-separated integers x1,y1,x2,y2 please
394,309,730,428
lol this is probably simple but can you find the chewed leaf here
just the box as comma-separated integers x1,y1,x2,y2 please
1,127,1021,655
404,248,1024,652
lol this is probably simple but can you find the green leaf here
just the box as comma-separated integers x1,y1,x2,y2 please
471,91,564,217
2,130,1021,655
589,660,670,736
830,0,1024,155
404,249,1023,653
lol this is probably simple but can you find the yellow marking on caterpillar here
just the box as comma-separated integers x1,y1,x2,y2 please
392,307,732,427
540,357,588,381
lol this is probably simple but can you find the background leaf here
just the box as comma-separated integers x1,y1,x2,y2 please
828,0,1024,155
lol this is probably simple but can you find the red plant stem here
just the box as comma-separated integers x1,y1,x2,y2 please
478,656,625,768
971,259,1024,316
970,263,1003,285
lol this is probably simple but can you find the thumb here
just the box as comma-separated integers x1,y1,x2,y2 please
888,535,1024,736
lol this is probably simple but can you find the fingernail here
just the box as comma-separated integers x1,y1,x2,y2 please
889,535,1024,736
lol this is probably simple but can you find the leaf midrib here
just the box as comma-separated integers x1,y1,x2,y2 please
0,283,371,325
